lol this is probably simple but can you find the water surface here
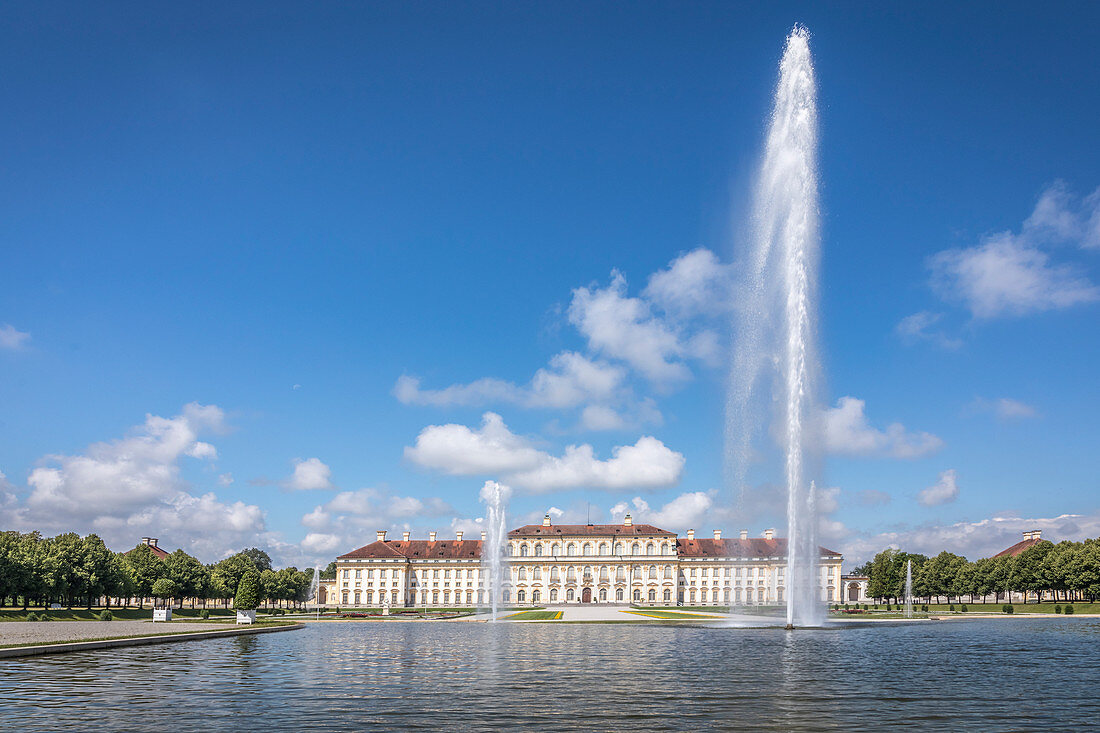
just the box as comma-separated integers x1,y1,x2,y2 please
3,618,1098,731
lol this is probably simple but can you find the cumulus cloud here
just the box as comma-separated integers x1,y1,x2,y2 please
643,248,734,317
301,532,343,555
824,397,944,459
297,487,457,555
0,324,31,350
568,270,717,385
0,403,273,561
609,492,716,531
918,469,959,507
405,412,684,493
928,183,1100,319
839,511,1100,566
283,457,334,491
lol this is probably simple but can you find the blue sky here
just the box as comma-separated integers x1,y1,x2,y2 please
2,2,1098,566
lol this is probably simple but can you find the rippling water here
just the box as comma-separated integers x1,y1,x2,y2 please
3,618,1099,731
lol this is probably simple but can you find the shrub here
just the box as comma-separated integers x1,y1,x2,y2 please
98,609,113,621
234,570,262,610
1065,604,1074,615
1003,604,1014,614
25,612,39,622
960,604,967,612
949,604,955,612
200,609,210,620
1055,605,1062,614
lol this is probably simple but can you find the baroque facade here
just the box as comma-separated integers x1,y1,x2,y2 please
324,514,843,608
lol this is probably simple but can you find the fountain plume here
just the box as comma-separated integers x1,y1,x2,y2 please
479,480,511,621
727,25,824,628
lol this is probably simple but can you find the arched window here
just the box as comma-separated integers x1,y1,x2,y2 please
518,567,527,581
633,589,642,602
552,543,561,555
599,543,609,555
366,590,374,604
443,590,451,604
341,591,349,604
600,567,609,582
533,567,542,580
478,590,485,605
466,591,473,605
631,543,640,555
724,589,731,603
646,542,654,555
567,567,576,582
432,590,439,605
648,589,656,601
713,589,720,603
616,567,626,582
517,590,526,602
551,567,560,582
503,589,510,602
758,588,766,604
663,566,673,579
689,589,696,603
583,566,592,582
550,589,558,602
567,543,577,556
660,542,669,555
520,544,529,557
566,588,575,601
631,566,640,580
648,565,657,580
582,543,592,556
354,590,361,605
532,590,541,602
599,588,607,601
663,588,672,602
777,588,784,603
535,544,543,557
614,542,623,555
616,588,624,601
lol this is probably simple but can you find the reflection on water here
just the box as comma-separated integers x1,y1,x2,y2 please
3,619,1100,731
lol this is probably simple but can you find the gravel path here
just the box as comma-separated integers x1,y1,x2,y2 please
0,620,232,646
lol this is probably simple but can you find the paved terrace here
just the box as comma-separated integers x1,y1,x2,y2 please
0,620,231,647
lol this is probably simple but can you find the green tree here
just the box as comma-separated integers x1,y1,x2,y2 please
239,548,273,572
235,570,261,610
920,551,967,603
165,550,209,608
151,578,178,607
866,549,900,601
122,543,164,609
260,568,280,608
212,553,257,607
50,532,86,608
79,534,125,608
320,561,337,580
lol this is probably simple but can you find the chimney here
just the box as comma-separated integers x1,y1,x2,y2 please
687,529,695,540
377,530,387,543
429,531,437,542
481,531,486,541
624,514,633,527
402,531,410,542
1024,529,1042,541
713,530,722,540
739,529,748,540
543,513,551,527
764,528,775,540
456,531,464,541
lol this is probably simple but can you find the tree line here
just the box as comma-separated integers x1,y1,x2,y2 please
855,538,1100,604
0,531,337,610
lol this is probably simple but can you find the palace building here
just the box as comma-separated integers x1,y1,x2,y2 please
323,514,843,608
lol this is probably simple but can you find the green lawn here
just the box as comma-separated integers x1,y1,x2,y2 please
833,602,1100,615
504,610,562,621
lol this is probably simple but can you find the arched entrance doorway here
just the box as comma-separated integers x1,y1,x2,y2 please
582,587,592,604
848,582,861,602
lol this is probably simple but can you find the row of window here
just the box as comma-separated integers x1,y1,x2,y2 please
336,587,804,606
515,540,673,557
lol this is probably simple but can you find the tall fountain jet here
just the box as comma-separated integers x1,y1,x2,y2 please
480,480,511,622
727,25,824,629
905,560,914,619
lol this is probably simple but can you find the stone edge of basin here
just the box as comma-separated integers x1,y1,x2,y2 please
0,622,304,659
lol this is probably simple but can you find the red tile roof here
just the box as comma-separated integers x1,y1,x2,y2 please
676,538,841,559
123,544,170,560
338,539,483,560
993,537,1044,558
509,523,675,537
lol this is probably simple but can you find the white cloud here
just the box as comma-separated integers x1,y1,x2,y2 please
395,351,627,410
0,324,31,350
578,405,628,431
301,506,330,529
895,311,962,349
643,248,734,317
283,457,334,491
839,511,1100,566
967,396,1038,420
186,441,218,460
918,469,959,507
824,397,944,459
929,183,1100,319
612,492,716,531
301,532,343,554
405,412,684,493
568,270,712,384
218,472,234,486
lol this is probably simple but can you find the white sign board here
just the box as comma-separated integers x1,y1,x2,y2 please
236,610,256,624
153,608,172,622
